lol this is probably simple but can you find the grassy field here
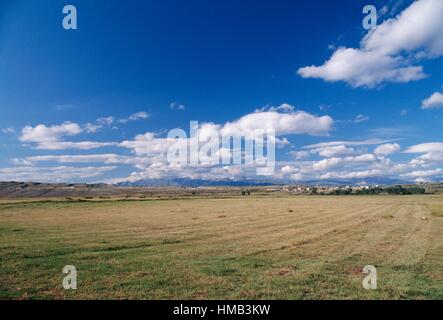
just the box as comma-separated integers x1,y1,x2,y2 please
0,195,442,299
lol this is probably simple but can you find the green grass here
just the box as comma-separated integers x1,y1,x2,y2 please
0,195,442,299
431,208,443,217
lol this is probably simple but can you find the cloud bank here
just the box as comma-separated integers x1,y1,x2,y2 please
298,0,443,87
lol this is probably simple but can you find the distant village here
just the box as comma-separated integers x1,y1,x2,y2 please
270,184,428,195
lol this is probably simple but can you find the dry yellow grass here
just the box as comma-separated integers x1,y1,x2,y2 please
0,195,442,299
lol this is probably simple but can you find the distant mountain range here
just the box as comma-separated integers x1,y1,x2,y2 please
115,178,278,187
114,176,411,187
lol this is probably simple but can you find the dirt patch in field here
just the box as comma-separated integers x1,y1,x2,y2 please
347,266,363,275
270,265,297,276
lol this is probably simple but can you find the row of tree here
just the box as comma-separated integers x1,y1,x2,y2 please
327,185,426,195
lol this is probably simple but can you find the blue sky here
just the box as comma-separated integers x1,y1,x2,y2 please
0,0,442,183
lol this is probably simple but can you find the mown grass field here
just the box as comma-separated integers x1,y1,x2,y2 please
0,195,442,299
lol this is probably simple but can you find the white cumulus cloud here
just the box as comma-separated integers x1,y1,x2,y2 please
421,92,443,109
374,143,401,155
20,122,82,143
118,112,150,123
298,0,443,87
19,122,116,150
221,106,334,138
405,142,443,154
